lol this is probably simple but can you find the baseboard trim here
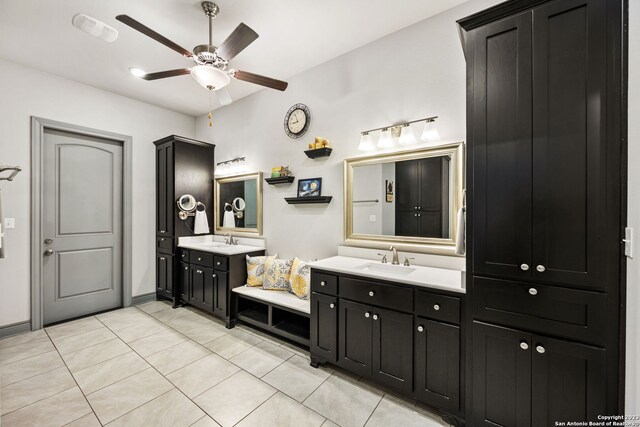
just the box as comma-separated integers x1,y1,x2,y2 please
0,321,32,339
131,292,157,305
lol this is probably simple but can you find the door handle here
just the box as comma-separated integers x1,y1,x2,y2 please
44,238,53,245
44,249,53,256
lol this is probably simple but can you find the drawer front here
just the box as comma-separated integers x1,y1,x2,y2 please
189,251,214,268
214,256,228,271
474,276,606,345
340,277,413,313
179,249,190,263
415,291,460,324
156,237,174,253
311,272,338,295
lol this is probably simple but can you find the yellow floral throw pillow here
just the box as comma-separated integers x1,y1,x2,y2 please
289,257,311,300
262,258,293,291
246,254,277,287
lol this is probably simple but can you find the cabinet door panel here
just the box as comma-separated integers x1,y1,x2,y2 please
395,160,419,210
339,299,372,377
164,143,174,237
472,322,531,427
213,270,227,317
202,267,214,311
371,307,413,394
531,0,607,290
310,293,338,362
190,265,204,304
156,145,166,236
532,335,606,425
156,253,167,294
179,262,190,302
415,318,460,412
472,13,533,280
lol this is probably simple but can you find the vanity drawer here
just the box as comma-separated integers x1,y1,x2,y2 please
340,277,413,314
189,251,214,268
311,272,338,295
474,276,607,346
415,291,460,324
156,237,174,253
214,256,228,271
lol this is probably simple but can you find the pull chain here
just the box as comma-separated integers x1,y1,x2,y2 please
208,89,213,127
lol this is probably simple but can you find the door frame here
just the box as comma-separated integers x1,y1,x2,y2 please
30,117,133,330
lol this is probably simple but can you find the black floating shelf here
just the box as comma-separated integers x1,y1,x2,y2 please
304,147,333,159
265,176,295,185
285,196,333,205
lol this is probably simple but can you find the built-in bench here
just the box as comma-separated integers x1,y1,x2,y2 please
232,286,311,347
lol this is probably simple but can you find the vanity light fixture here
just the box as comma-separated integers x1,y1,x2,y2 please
358,116,439,151
215,156,246,176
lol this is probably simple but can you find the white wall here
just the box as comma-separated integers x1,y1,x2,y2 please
352,164,383,235
627,0,640,414
0,58,196,328
195,0,500,262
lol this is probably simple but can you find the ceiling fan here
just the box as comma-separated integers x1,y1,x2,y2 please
116,1,288,106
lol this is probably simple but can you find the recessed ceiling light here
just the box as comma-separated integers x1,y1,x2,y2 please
128,67,147,78
72,14,118,43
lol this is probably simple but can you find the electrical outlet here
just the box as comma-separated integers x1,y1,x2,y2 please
4,218,15,229
624,227,633,258
369,215,376,222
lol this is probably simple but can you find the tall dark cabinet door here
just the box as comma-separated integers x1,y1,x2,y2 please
531,0,607,290
179,262,190,302
472,322,532,427
531,335,606,425
189,266,205,305
371,307,413,394
339,300,372,377
156,254,172,296
415,318,460,412
311,293,338,362
156,144,174,237
395,160,419,237
472,13,533,280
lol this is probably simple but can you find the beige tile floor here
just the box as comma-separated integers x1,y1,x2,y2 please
0,300,450,427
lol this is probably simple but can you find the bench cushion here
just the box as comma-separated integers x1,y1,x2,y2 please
233,286,310,315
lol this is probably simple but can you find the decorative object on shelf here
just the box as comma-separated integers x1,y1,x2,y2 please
215,156,246,176
265,176,295,185
385,180,394,203
284,196,333,205
298,178,322,197
358,115,440,151
284,104,311,138
270,165,292,178
304,147,332,159
312,137,330,149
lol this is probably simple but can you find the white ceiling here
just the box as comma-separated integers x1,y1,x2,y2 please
0,0,468,116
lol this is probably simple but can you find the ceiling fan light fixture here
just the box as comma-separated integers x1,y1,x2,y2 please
191,65,231,90
72,14,118,42
128,67,147,78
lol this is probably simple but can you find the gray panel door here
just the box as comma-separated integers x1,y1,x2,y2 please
43,129,123,324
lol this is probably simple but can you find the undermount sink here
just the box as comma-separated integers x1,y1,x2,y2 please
355,262,416,276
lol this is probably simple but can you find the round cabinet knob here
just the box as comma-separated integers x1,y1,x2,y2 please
520,264,529,271
185,267,188,270
320,281,326,287
329,303,335,309
529,288,538,296
368,291,375,297
197,270,202,274
433,304,440,311
536,345,546,354
415,206,419,210
417,213,421,217
536,265,546,273
520,341,529,350
160,257,165,261
212,274,216,278
160,238,165,242
414,213,418,217
365,312,371,318
417,325,424,332
217,262,221,266
372,314,379,320
198,257,202,261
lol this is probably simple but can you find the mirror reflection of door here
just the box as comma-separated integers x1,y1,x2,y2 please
218,179,257,229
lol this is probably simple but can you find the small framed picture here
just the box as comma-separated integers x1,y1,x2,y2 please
385,180,394,203
298,178,322,197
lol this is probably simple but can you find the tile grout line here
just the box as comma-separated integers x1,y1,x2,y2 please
0,349,63,387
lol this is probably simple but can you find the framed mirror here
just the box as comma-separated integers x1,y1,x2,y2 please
344,142,464,255
215,172,263,236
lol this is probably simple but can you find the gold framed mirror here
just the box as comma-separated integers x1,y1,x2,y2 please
215,172,263,236
344,142,464,255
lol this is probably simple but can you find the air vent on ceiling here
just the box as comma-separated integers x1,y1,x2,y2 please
72,14,118,43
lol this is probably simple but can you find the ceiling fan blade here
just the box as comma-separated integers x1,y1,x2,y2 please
216,23,258,60
116,15,192,58
141,69,191,81
215,87,233,106
233,70,288,91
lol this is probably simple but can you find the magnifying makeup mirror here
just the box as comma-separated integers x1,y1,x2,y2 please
233,197,246,212
177,194,197,220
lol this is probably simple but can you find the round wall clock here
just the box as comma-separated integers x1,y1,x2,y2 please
284,103,311,139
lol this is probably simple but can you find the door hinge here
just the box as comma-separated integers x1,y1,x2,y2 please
623,227,633,259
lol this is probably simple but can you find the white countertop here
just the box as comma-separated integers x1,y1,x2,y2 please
177,242,264,256
309,256,465,294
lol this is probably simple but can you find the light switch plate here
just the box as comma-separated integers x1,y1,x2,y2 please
624,227,633,258
369,215,376,222
4,218,15,229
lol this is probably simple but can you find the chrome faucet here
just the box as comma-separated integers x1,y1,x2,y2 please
389,245,400,265
223,233,238,245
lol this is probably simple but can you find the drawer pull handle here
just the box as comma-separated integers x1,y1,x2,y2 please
417,325,424,332
365,312,370,318
320,281,326,286
196,270,202,274
536,345,545,354
368,291,375,297
372,314,378,320
536,265,546,273
520,264,529,271
330,303,335,309
433,304,440,311
520,341,529,350
529,288,538,296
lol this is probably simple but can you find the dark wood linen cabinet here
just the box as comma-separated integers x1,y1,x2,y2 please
459,0,624,423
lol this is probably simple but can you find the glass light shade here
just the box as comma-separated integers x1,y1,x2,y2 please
128,67,146,78
377,129,394,148
420,120,441,142
358,133,375,151
398,125,417,146
191,65,231,90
